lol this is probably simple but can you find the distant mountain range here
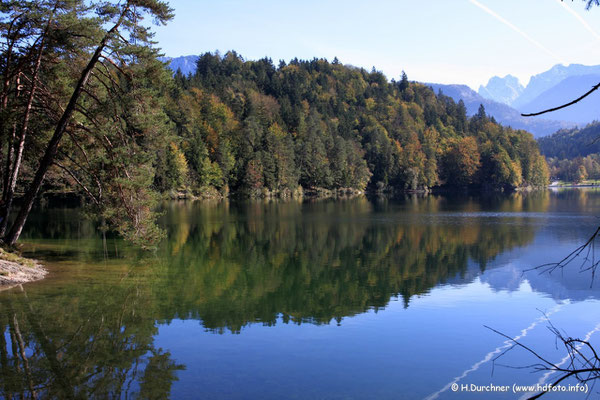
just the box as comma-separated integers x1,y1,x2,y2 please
476,64,600,128
429,63,600,137
516,64,600,108
479,74,523,105
480,64,600,107
159,55,199,76
427,83,573,137
519,74,600,124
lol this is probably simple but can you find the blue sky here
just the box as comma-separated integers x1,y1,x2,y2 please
152,0,600,89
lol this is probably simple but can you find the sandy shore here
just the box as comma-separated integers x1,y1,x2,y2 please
0,252,47,287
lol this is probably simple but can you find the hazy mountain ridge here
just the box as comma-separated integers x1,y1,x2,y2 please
519,74,600,124
514,64,600,108
159,55,199,76
427,83,573,137
478,75,523,105
473,63,600,132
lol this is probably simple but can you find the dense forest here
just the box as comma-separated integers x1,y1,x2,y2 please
546,154,600,182
0,1,548,246
154,52,549,198
538,122,600,182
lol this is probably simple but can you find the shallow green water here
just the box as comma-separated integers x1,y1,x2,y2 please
2,191,600,399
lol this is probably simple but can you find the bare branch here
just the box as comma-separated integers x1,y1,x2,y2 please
522,82,600,117
488,321,600,399
524,225,600,277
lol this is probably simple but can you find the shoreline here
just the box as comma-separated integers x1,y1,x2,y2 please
0,249,47,288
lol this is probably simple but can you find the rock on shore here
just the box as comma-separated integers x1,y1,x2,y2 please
0,251,47,287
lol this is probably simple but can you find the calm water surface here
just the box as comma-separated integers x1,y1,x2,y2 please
2,190,600,399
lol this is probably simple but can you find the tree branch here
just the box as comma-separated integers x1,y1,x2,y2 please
53,161,101,206
522,82,600,117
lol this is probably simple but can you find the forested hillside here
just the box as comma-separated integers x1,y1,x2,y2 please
154,52,549,196
538,122,600,182
538,122,600,159
0,7,550,248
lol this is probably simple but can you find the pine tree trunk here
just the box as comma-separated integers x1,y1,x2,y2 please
0,41,15,201
4,13,127,245
1,124,16,203
0,27,47,237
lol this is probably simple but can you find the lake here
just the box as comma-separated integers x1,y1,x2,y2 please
2,190,600,399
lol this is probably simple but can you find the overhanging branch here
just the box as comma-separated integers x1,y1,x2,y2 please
522,82,600,117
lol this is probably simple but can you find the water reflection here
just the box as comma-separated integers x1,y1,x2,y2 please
3,190,600,398
1,281,183,399
20,192,557,333
153,196,541,333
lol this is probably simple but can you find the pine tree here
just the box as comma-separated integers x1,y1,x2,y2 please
2,0,174,246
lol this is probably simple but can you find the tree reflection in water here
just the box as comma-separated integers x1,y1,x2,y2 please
0,279,183,399
0,191,558,398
